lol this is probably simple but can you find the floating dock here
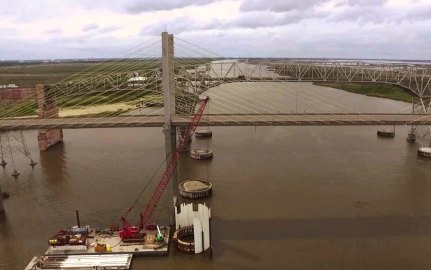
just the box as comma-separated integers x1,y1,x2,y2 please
25,254,132,270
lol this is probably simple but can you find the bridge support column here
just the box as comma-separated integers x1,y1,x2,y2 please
35,84,63,151
162,32,177,226
164,126,177,226
407,97,431,143
177,127,191,152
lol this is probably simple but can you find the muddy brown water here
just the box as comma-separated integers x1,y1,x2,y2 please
1,83,431,270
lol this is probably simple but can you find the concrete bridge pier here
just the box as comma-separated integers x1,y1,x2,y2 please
35,84,63,151
164,126,177,226
177,127,191,152
407,126,416,142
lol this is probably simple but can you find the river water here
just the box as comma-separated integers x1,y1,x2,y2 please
1,82,431,270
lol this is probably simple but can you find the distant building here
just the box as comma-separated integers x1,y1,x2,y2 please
127,76,147,87
0,84,18,89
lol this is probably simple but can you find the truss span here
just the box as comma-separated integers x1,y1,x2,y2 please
187,61,431,97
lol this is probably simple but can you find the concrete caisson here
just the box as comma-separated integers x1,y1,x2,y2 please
406,132,416,142
172,226,196,254
377,129,395,138
418,147,431,158
195,129,212,138
190,149,213,160
179,180,212,199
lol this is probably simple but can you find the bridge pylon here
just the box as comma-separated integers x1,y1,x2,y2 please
35,84,63,151
161,32,178,226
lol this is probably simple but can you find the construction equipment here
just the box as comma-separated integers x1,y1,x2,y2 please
119,97,210,240
156,225,164,242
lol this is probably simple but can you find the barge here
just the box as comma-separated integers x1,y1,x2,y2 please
25,254,133,270
45,225,170,256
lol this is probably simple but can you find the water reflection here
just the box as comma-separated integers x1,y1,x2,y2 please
39,142,68,183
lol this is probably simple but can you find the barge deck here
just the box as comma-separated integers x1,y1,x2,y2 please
25,254,133,270
45,226,170,256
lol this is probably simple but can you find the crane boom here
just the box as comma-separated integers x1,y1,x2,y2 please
128,97,210,230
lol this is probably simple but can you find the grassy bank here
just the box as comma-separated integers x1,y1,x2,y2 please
314,82,413,103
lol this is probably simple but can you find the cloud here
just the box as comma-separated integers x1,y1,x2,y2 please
140,17,216,36
0,0,431,60
82,23,99,32
240,0,325,12
45,28,63,34
98,25,121,33
123,0,218,13
327,0,431,24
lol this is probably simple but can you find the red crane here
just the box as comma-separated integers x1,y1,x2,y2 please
120,97,210,240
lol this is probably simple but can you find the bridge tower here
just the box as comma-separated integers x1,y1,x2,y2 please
161,32,178,226
35,84,63,151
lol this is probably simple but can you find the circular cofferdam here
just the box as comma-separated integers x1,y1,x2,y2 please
179,180,212,199
195,129,212,138
173,226,195,254
377,129,395,138
418,147,431,158
190,149,213,160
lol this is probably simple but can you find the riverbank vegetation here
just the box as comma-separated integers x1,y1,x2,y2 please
314,82,413,103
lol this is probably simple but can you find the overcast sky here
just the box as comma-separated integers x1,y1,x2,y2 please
1,0,430,60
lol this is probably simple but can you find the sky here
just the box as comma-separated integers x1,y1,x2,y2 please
0,0,431,60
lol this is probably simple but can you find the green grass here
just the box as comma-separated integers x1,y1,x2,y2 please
57,91,159,107
0,101,38,117
0,61,162,87
0,58,215,87
76,109,130,118
314,82,413,103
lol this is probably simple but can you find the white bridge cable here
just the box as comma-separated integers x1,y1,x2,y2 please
3,42,161,118
0,37,161,117
173,49,353,125
173,53,292,125
4,40,211,129
173,64,328,126
0,59,161,125
173,44,421,126
5,49,212,129
2,35,430,129
204,82,351,125
2,39,162,120
172,48,374,125
52,53,164,128
3,45,165,129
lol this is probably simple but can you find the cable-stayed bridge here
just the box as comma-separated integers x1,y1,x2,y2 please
0,32,430,144
1,32,431,221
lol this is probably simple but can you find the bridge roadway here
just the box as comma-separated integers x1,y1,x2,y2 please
0,114,430,130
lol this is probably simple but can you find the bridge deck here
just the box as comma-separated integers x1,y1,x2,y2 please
0,114,430,130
